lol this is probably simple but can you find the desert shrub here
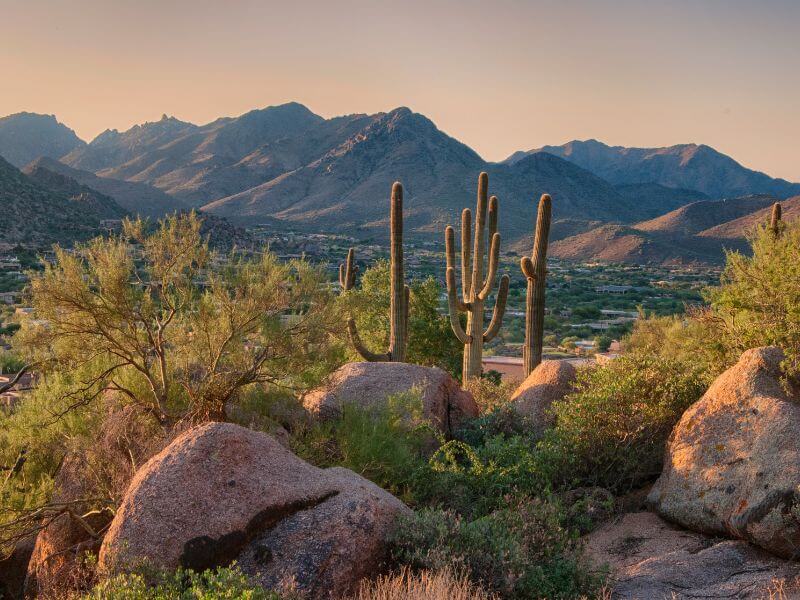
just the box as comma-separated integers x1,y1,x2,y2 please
463,377,517,414
625,310,725,384
391,501,603,599
704,220,800,376
83,564,289,599
292,392,434,502
412,435,541,519
0,349,25,374
535,353,707,494
351,567,497,600
15,212,341,428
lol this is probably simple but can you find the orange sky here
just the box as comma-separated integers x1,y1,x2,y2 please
1,0,798,180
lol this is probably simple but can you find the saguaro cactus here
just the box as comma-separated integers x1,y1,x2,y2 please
445,172,510,381
770,202,782,237
339,182,409,362
520,194,552,375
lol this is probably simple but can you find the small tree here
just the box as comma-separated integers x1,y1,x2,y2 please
704,218,800,376
16,213,340,427
345,261,462,377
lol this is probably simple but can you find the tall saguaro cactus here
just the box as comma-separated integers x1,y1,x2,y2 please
339,182,409,362
770,202,782,238
444,172,510,381
520,194,552,375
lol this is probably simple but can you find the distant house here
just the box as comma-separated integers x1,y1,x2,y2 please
595,285,633,294
0,291,19,305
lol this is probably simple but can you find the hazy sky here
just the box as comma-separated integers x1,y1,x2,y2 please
2,0,798,180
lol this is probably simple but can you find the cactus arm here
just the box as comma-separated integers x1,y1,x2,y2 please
446,268,470,344
339,248,356,290
347,318,391,362
771,202,782,237
461,208,472,298
483,275,509,342
478,232,501,301
471,173,488,296
445,226,456,270
488,195,498,240
520,256,535,279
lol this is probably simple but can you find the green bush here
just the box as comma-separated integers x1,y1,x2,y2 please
391,502,603,599
535,353,707,494
292,392,434,502
705,219,800,376
83,565,289,599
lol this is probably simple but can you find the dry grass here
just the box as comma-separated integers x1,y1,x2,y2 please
351,568,498,600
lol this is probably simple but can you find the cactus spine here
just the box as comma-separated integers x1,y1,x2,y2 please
445,172,510,381
770,202,782,237
520,194,552,375
339,182,409,362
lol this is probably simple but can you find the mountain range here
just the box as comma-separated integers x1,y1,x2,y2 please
1,104,798,264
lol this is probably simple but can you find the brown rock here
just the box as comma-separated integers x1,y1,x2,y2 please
303,362,478,435
24,456,114,598
0,537,34,600
586,511,800,599
98,422,411,599
510,360,576,435
648,347,800,558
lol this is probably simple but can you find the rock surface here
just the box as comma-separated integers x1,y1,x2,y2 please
648,346,800,558
586,511,800,599
0,537,34,600
24,456,114,598
303,362,478,435
98,422,411,599
510,360,576,435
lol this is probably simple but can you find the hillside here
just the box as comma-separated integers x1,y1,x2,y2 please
201,110,650,243
549,195,785,265
53,104,691,243
0,156,125,246
23,157,187,217
635,195,777,236
699,196,800,240
509,139,800,199
0,112,85,168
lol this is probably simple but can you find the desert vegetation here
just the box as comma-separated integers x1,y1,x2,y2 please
1,194,799,600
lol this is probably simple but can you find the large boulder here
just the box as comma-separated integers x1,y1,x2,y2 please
510,360,576,435
303,362,478,435
586,511,800,599
24,456,114,598
98,422,411,599
649,347,800,558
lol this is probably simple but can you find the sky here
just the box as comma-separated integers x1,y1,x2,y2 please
1,0,798,180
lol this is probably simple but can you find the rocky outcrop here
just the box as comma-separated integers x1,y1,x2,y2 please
510,360,576,436
98,422,411,599
586,512,800,599
24,456,114,598
0,537,34,600
303,362,478,435
648,347,800,558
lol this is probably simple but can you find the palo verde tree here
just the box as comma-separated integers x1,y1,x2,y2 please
15,212,340,427
339,182,409,361
445,172,510,381
520,194,552,375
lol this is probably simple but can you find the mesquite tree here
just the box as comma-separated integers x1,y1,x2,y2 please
339,182,409,361
520,194,552,375
445,172,510,381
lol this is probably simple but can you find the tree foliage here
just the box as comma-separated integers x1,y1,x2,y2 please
15,213,340,427
343,260,462,377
